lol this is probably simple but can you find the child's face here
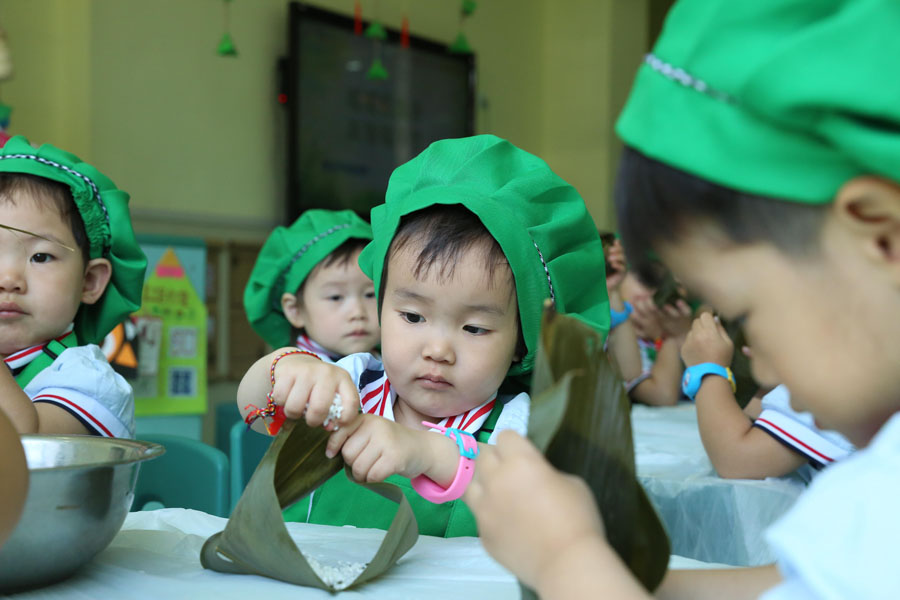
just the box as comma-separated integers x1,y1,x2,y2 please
380,243,520,422
0,197,88,357
284,248,380,356
659,217,900,447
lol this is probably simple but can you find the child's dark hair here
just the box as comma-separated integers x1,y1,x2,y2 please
0,173,90,265
614,146,828,287
381,204,527,360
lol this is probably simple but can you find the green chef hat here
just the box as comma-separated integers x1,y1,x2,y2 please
616,0,900,203
0,136,147,344
244,209,373,348
358,134,610,380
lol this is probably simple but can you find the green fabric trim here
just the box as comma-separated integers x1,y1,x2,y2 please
244,209,373,349
0,136,147,343
14,331,77,388
616,1,900,203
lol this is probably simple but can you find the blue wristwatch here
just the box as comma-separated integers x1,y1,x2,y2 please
681,363,736,401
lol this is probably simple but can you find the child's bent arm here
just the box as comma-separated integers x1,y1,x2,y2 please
237,348,360,435
657,564,781,600
696,378,806,479
0,366,89,435
630,339,683,406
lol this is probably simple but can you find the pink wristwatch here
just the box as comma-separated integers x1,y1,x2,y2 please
411,421,480,503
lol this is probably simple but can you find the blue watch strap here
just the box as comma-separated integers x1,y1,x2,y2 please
609,301,633,329
682,363,735,401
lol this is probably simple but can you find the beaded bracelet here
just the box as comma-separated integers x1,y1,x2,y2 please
243,349,320,435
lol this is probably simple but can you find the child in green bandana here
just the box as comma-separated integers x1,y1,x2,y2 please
243,209,379,362
0,136,146,438
237,134,609,537
464,1,900,597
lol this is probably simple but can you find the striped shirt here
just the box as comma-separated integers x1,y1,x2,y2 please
752,385,854,470
336,352,529,439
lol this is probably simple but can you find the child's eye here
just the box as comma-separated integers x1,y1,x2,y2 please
463,325,489,335
400,312,423,324
30,253,54,264
327,295,343,302
365,291,376,299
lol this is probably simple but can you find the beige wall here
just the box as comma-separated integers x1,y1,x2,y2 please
0,0,651,236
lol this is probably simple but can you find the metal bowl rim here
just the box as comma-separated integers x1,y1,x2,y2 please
19,434,165,472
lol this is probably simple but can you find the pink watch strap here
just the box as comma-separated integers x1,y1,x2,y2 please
411,421,479,503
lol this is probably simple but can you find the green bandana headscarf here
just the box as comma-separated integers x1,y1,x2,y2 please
244,209,373,349
0,136,147,344
358,134,610,381
616,0,900,203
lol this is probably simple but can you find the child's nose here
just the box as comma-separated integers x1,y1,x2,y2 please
422,334,455,364
0,262,25,293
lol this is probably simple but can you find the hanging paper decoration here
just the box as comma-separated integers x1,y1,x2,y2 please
449,0,476,54
217,0,238,57
364,0,388,80
354,1,363,35
401,15,410,48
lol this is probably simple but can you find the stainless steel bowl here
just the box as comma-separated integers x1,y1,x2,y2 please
0,435,164,592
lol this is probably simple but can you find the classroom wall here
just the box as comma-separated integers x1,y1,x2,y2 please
0,1,652,236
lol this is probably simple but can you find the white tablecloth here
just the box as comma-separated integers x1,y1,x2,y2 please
633,404,806,566
4,508,728,599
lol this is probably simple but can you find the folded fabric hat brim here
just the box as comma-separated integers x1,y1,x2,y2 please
617,58,859,204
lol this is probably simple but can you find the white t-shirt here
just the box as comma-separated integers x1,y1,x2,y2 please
760,411,900,600
334,352,529,443
25,345,135,438
753,385,855,471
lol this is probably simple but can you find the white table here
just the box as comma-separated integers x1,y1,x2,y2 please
4,508,727,599
633,404,807,566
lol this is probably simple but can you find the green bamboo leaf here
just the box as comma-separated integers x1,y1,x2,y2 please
201,419,418,591
527,303,670,592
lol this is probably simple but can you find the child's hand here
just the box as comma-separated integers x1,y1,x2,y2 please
658,298,694,340
630,296,664,340
680,312,734,367
325,414,430,481
270,354,360,430
464,431,605,591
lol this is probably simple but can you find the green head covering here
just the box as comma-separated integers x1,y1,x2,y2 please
244,209,373,348
358,134,610,381
0,136,147,344
616,0,900,203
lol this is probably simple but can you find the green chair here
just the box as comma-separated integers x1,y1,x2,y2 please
215,402,242,458
134,434,230,517
229,421,273,510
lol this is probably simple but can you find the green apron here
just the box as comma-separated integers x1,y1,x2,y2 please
12,331,77,388
283,401,503,538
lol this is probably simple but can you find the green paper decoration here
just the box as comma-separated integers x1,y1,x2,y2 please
366,57,389,80
364,22,388,41
448,32,472,54
217,32,237,56
462,0,477,16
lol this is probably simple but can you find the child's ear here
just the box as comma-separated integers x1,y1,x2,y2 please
81,258,112,305
280,292,306,328
833,176,900,272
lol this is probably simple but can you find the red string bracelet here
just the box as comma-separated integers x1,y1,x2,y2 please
243,349,320,435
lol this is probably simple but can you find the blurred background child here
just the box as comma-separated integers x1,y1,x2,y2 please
243,209,379,362
682,313,855,480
